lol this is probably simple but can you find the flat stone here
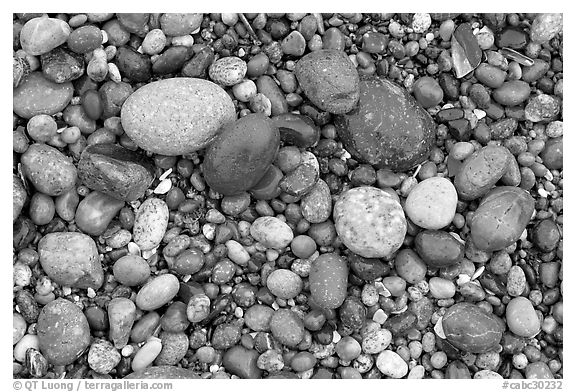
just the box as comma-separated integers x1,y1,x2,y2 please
13,72,73,119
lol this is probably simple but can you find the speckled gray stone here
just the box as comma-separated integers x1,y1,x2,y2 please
121,77,236,155
335,76,435,171
13,72,73,119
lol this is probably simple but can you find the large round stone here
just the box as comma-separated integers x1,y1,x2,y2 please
37,298,91,366
203,113,280,195
333,186,406,258
335,76,435,171
121,77,236,155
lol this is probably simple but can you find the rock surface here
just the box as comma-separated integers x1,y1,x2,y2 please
335,76,435,171
121,77,236,155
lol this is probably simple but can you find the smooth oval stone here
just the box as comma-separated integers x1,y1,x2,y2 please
209,56,247,86
152,46,193,75
539,137,562,170
135,274,180,311
121,77,236,155
394,249,427,284
14,72,73,119
270,309,305,347
159,13,203,36
38,232,103,289
495,28,528,49
41,47,84,84
279,162,319,197
295,49,360,114
78,143,155,201
333,186,406,258
99,81,133,119
116,13,150,35
309,253,348,309
108,297,137,349
88,339,121,374
335,76,435,171
493,80,531,107
203,113,280,195
525,362,554,379
376,350,408,378
442,302,503,353
113,255,151,286
521,59,550,83
474,63,507,89
255,75,289,116
222,346,262,379
244,305,274,332
470,186,535,252
67,25,103,54
454,145,511,201
348,253,389,281
250,216,294,249
506,297,541,338
300,179,332,224
20,17,71,56
75,191,124,236
37,298,90,366
530,13,562,44
532,219,560,252
133,198,169,251
115,46,152,82
271,113,320,148
125,366,201,379
412,76,443,108
155,331,189,365
266,269,303,299
414,230,464,268
405,177,457,230
131,312,161,344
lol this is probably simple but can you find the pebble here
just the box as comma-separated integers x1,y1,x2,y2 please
203,114,280,195
405,177,457,230
141,29,166,55
376,350,408,378
78,143,155,201
428,277,456,299
414,229,464,268
362,329,392,354
412,76,443,108
266,269,303,299
222,346,262,379
256,75,289,116
540,137,562,170
257,349,284,372
335,76,435,171
20,17,71,56
113,255,150,286
493,80,531,107
333,186,406,258
244,304,274,332
506,265,526,297
159,13,203,36
309,253,348,309
272,113,320,148
525,361,554,379
294,49,360,114
362,31,388,53
75,191,124,236
281,31,306,56
470,186,535,251
114,46,151,82
131,338,162,372
107,297,136,349
121,77,236,155
250,216,294,249
532,219,561,252
300,179,332,224
411,13,432,33
225,240,250,266
88,339,121,374
442,302,503,353
506,297,541,338
67,25,102,54
232,79,257,102
279,161,319,197
474,63,507,89
38,232,103,289
186,294,211,323
13,312,27,345
270,309,305,347
14,72,73,119
40,47,84,83
524,94,561,123
209,56,247,86
36,298,90,366
455,145,511,200
135,274,180,311
14,334,40,363
155,331,189,365
530,13,563,44
133,198,169,251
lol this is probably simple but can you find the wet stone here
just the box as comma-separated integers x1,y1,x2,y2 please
41,47,84,84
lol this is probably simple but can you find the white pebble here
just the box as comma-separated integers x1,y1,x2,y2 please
153,178,172,194
202,223,216,241
225,240,250,266
171,35,195,47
